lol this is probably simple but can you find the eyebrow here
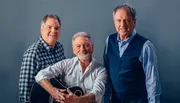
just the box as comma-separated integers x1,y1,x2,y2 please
47,24,60,28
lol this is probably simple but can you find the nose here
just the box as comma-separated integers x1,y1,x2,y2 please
79,45,88,53
120,20,127,27
80,45,86,51
51,27,57,33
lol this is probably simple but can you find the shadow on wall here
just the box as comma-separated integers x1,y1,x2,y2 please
0,68,12,102
0,40,26,103
0,66,20,103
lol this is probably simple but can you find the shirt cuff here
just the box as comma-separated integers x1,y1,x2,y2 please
148,95,160,103
34,72,50,84
89,91,102,103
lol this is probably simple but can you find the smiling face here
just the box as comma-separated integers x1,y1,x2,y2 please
40,18,61,47
72,36,94,61
113,8,136,40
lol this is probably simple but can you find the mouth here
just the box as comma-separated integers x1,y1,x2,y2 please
78,52,87,56
77,53,90,60
49,34,57,38
120,28,128,32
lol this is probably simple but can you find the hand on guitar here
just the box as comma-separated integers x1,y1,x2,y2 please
50,87,67,103
64,89,95,103
64,88,80,103
30,78,85,103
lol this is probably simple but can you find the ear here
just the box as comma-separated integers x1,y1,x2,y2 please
91,44,94,53
40,26,43,33
133,19,136,27
72,45,76,55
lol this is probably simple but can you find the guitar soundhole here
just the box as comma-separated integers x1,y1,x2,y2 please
74,90,83,96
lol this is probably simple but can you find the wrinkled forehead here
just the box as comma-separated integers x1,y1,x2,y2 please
43,18,60,27
73,36,92,45
114,8,133,19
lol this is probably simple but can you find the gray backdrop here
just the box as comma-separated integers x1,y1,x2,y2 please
0,0,180,103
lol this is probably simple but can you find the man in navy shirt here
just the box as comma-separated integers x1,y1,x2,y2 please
103,4,161,103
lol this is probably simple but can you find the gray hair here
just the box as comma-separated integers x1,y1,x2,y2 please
41,14,61,27
72,32,93,45
113,4,136,20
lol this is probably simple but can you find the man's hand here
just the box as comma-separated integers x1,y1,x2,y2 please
64,88,80,103
38,79,69,103
50,87,67,103
63,88,95,103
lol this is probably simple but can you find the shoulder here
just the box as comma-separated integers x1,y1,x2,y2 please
59,57,78,65
143,40,156,51
135,33,148,42
136,33,155,49
92,58,106,72
105,32,118,44
108,32,118,38
110,32,118,36
56,41,64,48
23,40,42,57
106,32,118,43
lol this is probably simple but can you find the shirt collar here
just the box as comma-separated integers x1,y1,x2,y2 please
75,56,96,68
117,29,137,43
39,37,57,52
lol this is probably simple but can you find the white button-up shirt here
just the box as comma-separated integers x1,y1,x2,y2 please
35,57,107,103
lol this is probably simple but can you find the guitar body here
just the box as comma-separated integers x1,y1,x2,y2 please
30,78,84,103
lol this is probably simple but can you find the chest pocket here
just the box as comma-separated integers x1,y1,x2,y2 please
64,73,78,87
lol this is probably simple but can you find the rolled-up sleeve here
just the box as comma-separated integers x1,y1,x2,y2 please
90,67,107,102
35,60,66,83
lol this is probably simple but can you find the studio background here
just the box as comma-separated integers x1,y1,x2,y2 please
0,0,180,103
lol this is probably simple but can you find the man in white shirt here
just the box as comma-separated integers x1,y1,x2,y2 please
35,32,107,103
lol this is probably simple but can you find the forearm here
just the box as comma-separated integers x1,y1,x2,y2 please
39,79,55,94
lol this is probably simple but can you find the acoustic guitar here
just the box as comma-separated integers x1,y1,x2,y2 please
30,78,84,103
